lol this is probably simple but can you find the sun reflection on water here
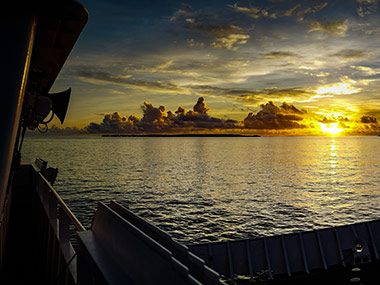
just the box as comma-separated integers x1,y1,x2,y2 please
21,136,380,243
330,139,337,173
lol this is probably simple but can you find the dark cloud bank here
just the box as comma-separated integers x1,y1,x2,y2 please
243,101,307,130
85,97,313,134
39,97,379,136
86,97,240,134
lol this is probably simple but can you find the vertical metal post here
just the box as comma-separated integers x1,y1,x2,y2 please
367,223,379,260
226,241,235,283
245,240,254,279
263,238,273,279
298,233,310,274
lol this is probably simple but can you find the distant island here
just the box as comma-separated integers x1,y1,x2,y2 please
101,134,261,137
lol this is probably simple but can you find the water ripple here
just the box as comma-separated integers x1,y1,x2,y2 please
22,136,380,243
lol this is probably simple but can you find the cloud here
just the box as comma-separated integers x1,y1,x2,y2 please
237,87,312,102
62,97,380,135
309,20,348,37
230,3,274,19
167,97,237,129
296,2,328,21
76,70,186,93
86,112,138,133
317,116,343,124
123,54,257,84
210,33,250,51
283,4,301,17
332,49,368,62
187,38,205,48
357,0,378,3
357,0,379,17
280,101,307,114
186,21,250,51
310,112,380,135
350,65,376,75
264,51,298,59
360,115,377,124
315,76,360,96
243,101,307,129
141,102,168,124
38,125,84,135
351,114,380,134
188,85,264,104
170,3,193,21
86,97,238,134
231,2,328,21
171,4,250,51
192,97,210,114
131,60,174,73
188,85,312,104
72,68,313,104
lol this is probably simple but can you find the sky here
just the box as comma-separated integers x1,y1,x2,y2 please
49,0,380,135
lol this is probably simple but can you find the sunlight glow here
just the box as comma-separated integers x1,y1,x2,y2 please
316,83,358,95
318,122,343,135
316,111,344,117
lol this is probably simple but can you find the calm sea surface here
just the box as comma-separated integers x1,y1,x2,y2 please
22,136,380,244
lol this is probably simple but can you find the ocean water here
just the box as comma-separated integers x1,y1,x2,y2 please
22,136,380,244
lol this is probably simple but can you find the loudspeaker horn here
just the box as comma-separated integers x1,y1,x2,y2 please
46,88,71,124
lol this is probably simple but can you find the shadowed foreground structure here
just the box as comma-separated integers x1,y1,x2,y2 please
2,1,380,284
4,161,380,284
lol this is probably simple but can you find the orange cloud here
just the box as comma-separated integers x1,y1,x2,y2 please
243,101,307,129
54,99,380,136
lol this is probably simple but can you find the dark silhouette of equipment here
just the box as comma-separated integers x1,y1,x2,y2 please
46,88,71,124
22,88,72,131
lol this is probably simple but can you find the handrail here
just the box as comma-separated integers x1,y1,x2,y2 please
37,171,85,232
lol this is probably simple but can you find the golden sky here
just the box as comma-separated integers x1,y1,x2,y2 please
50,0,380,135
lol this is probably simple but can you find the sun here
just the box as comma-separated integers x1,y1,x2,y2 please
318,122,343,136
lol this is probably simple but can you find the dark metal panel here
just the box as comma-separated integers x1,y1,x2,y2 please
300,231,323,271
267,236,287,276
281,235,291,276
85,202,199,284
298,233,310,274
27,1,88,95
249,238,268,275
229,239,250,275
109,201,223,284
210,242,230,277
336,225,357,249
367,221,380,259
285,233,305,274
0,12,36,219
354,222,371,242
318,228,342,267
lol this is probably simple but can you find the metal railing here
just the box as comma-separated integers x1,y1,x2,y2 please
34,159,85,284
189,219,380,283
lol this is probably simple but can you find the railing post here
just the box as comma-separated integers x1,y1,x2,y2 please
49,190,58,231
59,206,71,252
